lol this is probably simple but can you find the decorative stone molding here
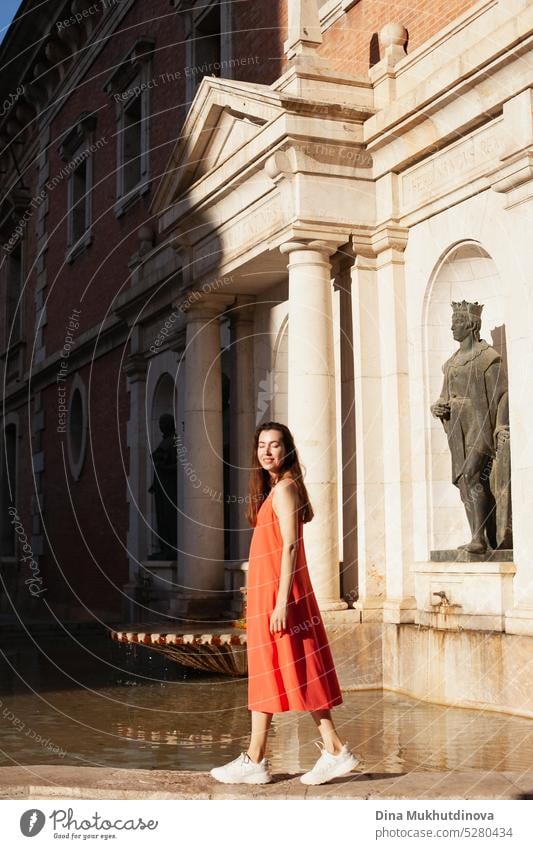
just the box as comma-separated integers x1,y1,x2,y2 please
57,112,96,161
285,0,323,57
491,149,533,208
45,37,72,82
379,23,409,64
351,224,409,260
56,20,84,52
123,353,148,383
369,22,408,108
280,238,340,258
173,290,234,317
319,0,359,32
103,37,155,96
264,149,296,183
488,89,533,208
128,225,155,269
284,0,329,73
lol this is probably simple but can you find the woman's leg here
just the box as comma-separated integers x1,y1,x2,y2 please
310,708,344,754
247,710,273,762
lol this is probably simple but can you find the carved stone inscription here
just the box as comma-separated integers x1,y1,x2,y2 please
402,121,506,209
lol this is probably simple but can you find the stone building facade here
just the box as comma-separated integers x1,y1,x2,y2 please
1,0,532,716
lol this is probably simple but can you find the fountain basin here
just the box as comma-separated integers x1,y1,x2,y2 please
111,623,248,676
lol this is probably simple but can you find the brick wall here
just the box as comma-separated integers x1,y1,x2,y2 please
274,0,479,77
41,348,129,618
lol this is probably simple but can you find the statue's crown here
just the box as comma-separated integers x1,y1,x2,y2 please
451,300,483,319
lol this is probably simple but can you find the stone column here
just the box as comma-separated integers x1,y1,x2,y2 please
351,229,416,624
280,240,347,610
491,87,533,635
374,227,416,624
124,353,148,622
228,295,256,560
176,292,234,616
350,247,387,621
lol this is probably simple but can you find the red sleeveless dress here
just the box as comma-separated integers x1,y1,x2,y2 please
246,490,343,713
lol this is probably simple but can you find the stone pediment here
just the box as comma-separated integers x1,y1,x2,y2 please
152,76,284,213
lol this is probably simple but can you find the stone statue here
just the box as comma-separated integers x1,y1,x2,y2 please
148,413,178,560
431,301,512,554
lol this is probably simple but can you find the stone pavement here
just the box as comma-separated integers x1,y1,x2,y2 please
0,765,532,800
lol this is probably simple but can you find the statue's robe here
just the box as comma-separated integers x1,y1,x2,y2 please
436,337,512,550
437,340,506,485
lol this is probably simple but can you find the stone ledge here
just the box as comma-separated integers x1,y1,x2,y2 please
429,550,514,564
0,765,531,800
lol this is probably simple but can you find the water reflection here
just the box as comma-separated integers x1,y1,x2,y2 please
0,635,532,774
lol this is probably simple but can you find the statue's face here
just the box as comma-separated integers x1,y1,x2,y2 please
257,430,285,477
451,312,473,342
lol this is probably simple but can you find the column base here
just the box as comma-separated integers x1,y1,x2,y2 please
352,596,385,622
505,605,533,636
383,596,417,624
224,559,248,618
317,598,349,612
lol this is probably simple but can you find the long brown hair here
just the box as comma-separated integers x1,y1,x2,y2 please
246,421,314,527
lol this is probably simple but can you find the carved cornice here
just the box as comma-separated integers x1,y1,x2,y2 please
123,353,149,382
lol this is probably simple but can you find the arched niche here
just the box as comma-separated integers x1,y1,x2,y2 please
424,241,507,552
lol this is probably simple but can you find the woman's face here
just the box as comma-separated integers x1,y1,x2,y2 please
257,429,285,477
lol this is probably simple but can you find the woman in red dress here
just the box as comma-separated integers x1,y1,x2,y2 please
210,421,362,785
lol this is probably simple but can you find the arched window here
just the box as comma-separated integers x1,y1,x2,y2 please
1,419,18,556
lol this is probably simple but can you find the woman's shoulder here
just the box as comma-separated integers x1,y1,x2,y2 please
272,476,298,494
271,477,300,516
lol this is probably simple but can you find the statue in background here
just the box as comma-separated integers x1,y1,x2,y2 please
431,301,512,554
148,413,178,560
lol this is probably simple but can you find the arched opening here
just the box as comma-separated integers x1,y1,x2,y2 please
1,422,17,556
425,241,507,552
150,372,177,446
148,372,178,559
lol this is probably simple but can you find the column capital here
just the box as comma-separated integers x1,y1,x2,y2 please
173,290,235,319
123,353,148,382
351,224,409,260
280,239,341,258
227,294,256,324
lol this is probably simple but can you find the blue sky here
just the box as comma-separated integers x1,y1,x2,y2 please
0,0,23,43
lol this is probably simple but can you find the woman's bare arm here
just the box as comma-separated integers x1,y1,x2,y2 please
270,479,300,632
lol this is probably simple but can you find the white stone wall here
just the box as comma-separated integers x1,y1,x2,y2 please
404,189,533,620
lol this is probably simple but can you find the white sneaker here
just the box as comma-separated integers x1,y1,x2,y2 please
210,751,272,784
300,741,363,785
